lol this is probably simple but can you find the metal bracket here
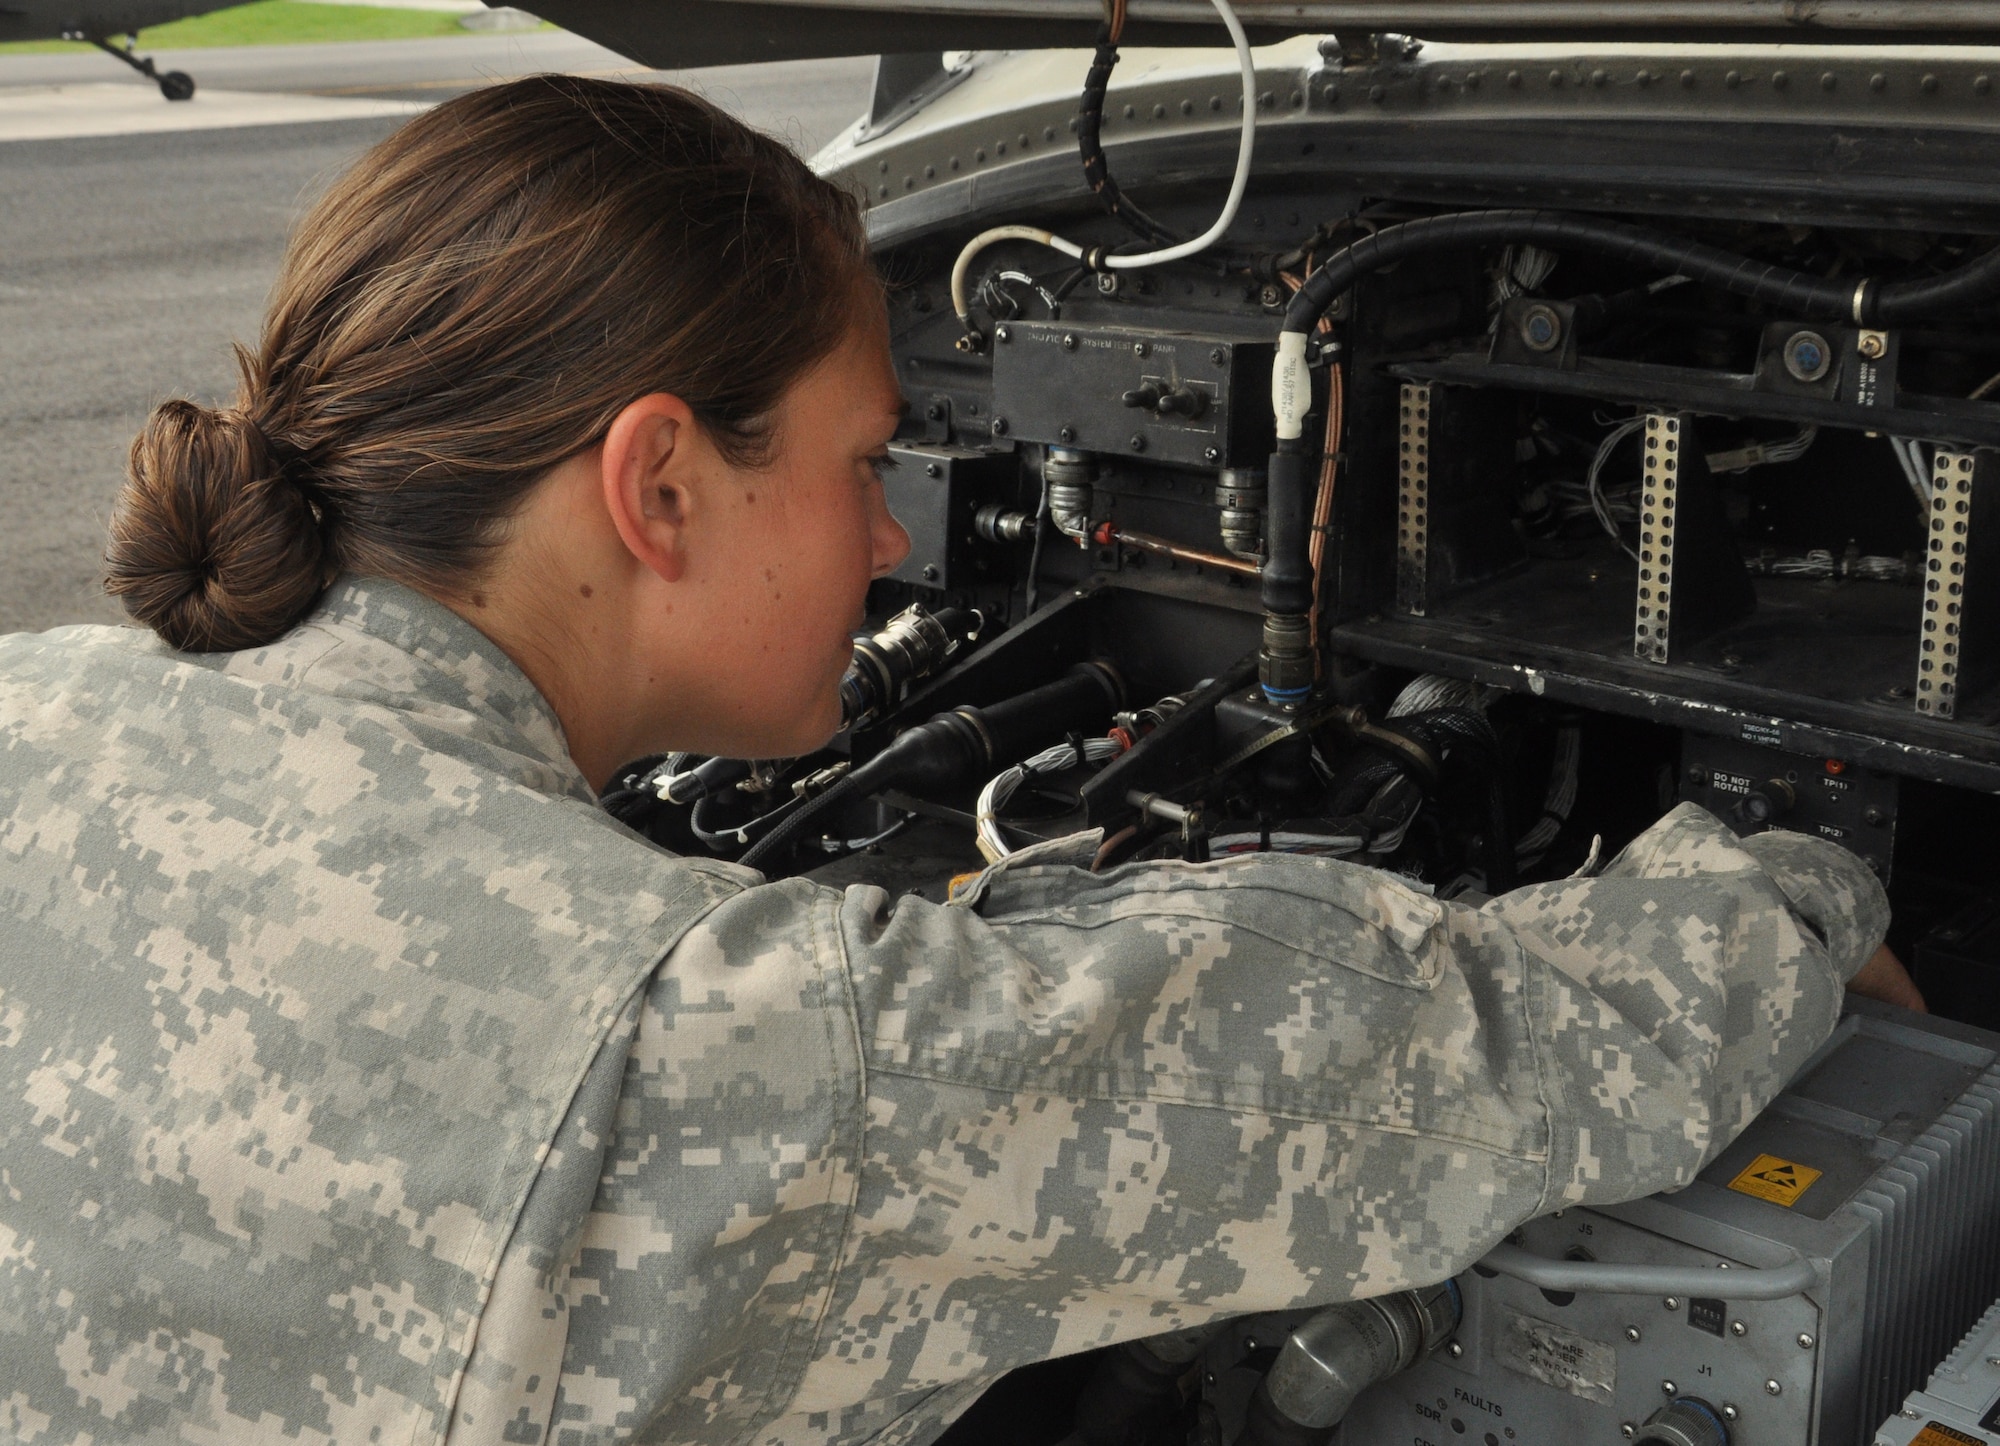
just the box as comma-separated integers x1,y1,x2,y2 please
856,51,974,144
1917,449,2000,719
1635,412,1682,663
1395,381,1431,617
1635,411,1756,664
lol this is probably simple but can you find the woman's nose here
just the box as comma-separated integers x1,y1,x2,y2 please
871,489,912,579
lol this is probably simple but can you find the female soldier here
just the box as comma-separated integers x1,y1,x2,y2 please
0,75,1903,1445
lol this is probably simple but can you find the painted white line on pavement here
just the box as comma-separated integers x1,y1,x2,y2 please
0,82,425,142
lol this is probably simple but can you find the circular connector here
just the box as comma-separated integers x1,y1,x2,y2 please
1782,329,1832,382
1520,303,1564,353
1635,1399,1729,1446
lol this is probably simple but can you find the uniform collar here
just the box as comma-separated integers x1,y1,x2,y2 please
299,576,595,803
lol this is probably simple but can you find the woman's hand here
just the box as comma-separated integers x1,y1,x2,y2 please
1846,942,1927,1013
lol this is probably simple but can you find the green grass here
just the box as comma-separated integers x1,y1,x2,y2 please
0,0,549,52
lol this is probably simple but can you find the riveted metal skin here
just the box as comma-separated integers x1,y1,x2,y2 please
805,40,2000,256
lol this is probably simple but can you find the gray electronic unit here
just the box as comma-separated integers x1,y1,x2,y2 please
1336,1001,2000,1446
1874,1298,2000,1446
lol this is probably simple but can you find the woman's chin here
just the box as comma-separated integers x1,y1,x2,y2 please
766,693,843,758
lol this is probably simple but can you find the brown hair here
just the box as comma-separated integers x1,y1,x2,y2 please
107,75,871,652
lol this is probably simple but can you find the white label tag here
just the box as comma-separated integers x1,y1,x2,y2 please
1495,1310,1617,1405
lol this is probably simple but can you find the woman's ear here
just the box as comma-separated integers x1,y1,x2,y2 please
601,392,701,583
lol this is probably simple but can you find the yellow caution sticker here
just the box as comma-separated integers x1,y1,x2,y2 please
1909,1423,1985,1446
1727,1153,1823,1207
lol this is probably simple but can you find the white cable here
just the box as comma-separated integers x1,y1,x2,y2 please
1100,0,1254,269
1704,425,1817,474
1587,417,1646,562
1890,435,1933,510
976,736,1125,862
951,227,1082,333
950,0,1257,332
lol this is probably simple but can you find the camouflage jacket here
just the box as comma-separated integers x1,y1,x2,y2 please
0,578,1886,1446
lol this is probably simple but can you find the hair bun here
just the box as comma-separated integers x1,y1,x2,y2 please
105,398,330,652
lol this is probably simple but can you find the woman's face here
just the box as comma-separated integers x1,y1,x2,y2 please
679,296,911,757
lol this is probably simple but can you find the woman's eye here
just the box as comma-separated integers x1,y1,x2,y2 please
868,453,901,484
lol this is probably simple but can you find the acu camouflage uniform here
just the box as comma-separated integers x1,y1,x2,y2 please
0,578,1886,1445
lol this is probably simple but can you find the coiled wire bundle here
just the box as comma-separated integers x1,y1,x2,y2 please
976,735,1126,863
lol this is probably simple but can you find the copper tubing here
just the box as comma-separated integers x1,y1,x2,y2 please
1281,268,1343,682
1093,522,1261,579
1306,361,1342,679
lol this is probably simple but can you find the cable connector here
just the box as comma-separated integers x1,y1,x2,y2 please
791,761,851,800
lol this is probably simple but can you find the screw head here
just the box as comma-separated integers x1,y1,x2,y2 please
1858,330,1888,359
924,462,941,478
1060,332,1077,350
920,564,939,582
1620,1427,1636,1441
1058,426,1077,444
1133,340,1151,358
1782,329,1832,383
991,417,1009,436
1096,271,1122,297
1797,1332,1815,1349
1722,1405,1739,1423
1625,1327,1642,1343
1663,1297,1681,1311
1662,1380,1678,1397
1259,283,1284,308
924,401,944,420
1128,434,1147,453
993,324,1012,343
1203,446,1221,463
1210,346,1228,365
1447,1340,1464,1359
1765,1379,1783,1397
1731,1321,1747,1337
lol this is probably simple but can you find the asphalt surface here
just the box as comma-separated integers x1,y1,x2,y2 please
0,39,872,633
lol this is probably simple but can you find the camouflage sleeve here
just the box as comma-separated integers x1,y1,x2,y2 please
530,803,1879,1445
799,802,1876,1435
1480,801,1887,1209
1734,824,1894,980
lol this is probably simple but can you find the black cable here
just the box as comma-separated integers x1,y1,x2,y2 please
737,771,868,873
1279,207,2000,343
599,753,675,830
1023,474,1052,615
1077,28,1182,247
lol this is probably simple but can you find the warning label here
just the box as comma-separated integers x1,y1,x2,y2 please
1727,1153,1823,1207
1909,1423,1986,1446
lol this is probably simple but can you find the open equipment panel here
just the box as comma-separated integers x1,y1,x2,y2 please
591,27,2000,1446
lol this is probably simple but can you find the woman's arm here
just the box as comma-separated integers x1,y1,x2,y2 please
519,803,1883,1444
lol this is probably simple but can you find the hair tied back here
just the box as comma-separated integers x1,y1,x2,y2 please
106,398,332,653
